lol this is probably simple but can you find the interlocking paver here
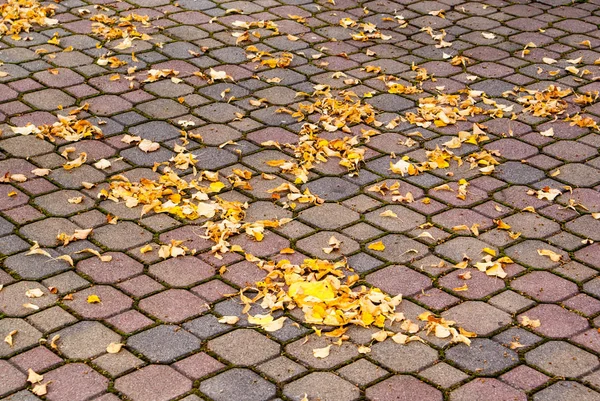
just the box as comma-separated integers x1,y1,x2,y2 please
201,369,276,401
115,365,192,401
284,372,359,401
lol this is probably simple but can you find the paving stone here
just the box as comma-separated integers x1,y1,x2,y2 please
201,368,276,401
298,203,360,229
25,306,77,333
303,177,360,201
9,346,63,373
533,381,600,401
366,375,442,401
0,360,27,397
286,334,360,369
451,378,527,401
511,271,578,302
92,221,153,250
526,341,598,378
419,362,468,388
128,325,200,363
148,256,214,287
53,321,121,360
208,328,279,365
446,338,519,375
258,356,306,382
366,265,432,297
500,365,549,391
93,349,145,377
139,289,207,323
442,301,511,336
172,352,225,380
0,281,57,317
370,340,438,373
284,372,359,401
115,365,192,401
0,318,43,358
76,252,144,284
65,286,132,319
518,304,589,338
488,290,535,314
44,363,108,401
439,268,504,299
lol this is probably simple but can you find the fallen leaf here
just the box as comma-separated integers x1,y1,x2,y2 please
218,316,240,325
537,249,562,262
4,329,17,347
27,369,44,384
520,315,541,328
368,241,385,251
106,342,124,354
313,344,331,359
87,294,101,303
31,383,49,396
25,288,44,298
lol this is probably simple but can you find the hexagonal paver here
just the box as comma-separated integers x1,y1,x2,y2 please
526,341,599,378
208,329,279,365
511,271,578,302
201,368,276,401
303,177,360,201
92,222,153,250
370,340,438,373
0,360,26,397
446,338,519,375
502,213,561,239
435,237,497,264
518,304,589,338
115,365,192,401
76,252,144,284
284,372,359,401
366,265,432,297
366,234,429,263
286,334,359,369
365,205,426,232
148,256,214,287
533,381,600,401
505,240,568,270
44,363,108,401
298,203,360,229
296,231,360,260
0,318,43,357
0,281,57,317
451,378,526,401
366,375,442,401
439,268,504,299
53,321,121,359
138,289,207,323
66,286,132,319
128,325,201,363
442,301,511,336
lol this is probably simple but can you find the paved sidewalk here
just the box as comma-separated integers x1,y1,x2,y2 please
2,0,600,400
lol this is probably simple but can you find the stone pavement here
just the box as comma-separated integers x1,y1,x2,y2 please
2,0,600,399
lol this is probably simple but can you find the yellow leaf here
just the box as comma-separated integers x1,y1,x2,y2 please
27,369,43,384
31,383,49,396
379,210,398,218
368,241,385,251
482,248,496,256
453,284,468,292
56,255,74,267
313,345,331,359
209,181,226,193
520,315,541,328
87,294,101,303
4,329,17,347
537,249,562,262
106,342,124,353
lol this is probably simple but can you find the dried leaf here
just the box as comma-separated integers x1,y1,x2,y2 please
106,342,124,353
313,344,331,359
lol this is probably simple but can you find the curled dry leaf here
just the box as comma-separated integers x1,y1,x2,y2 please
31,168,51,176
106,342,124,354
75,248,113,262
25,288,44,298
22,303,40,310
537,249,562,262
4,329,17,347
520,315,541,328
